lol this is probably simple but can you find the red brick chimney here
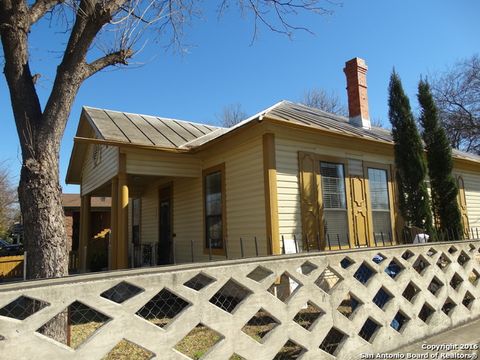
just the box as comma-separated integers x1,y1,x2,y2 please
343,57,371,129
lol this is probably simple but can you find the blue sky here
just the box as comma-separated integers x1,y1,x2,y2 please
0,0,479,193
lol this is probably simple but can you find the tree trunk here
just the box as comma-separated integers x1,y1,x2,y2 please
18,139,68,279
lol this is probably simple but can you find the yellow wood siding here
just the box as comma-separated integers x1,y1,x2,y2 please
457,170,480,229
139,185,159,245
204,136,267,259
126,150,201,177
172,177,203,263
136,136,267,263
81,144,118,195
275,133,394,238
177,137,267,262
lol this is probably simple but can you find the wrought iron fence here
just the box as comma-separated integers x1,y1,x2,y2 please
174,227,480,265
132,243,156,268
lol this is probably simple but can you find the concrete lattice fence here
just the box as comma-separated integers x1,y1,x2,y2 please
0,241,480,360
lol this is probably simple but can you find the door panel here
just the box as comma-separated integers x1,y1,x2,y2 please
350,176,369,246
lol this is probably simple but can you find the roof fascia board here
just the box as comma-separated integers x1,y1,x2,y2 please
74,136,190,154
82,107,106,139
453,157,480,172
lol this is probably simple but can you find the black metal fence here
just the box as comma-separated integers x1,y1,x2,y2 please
196,226,480,263
132,243,156,268
127,226,480,267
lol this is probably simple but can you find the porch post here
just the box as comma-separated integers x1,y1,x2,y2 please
110,177,119,270
79,194,91,272
117,153,129,269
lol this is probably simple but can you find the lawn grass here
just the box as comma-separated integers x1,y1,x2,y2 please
71,318,295,359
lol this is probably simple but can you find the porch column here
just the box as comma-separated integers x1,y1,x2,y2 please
117,153,129,269
79,194,91,272
110,177,118,270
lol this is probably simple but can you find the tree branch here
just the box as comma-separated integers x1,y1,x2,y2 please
29,0,64,24
85,48,135,78
42,0,130,133
0,1,43,158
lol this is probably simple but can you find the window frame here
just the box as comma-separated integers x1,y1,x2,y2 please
203,163,227,255
316,155,353,250
364,162,396,246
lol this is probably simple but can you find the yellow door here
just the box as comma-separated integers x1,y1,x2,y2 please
349,175,370,247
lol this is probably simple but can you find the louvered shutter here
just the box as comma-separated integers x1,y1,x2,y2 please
298,152,322,249
457,175,470,238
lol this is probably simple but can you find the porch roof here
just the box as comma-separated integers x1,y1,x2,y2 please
83,106,222,149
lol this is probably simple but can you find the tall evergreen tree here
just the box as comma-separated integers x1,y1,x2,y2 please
388,71,434,235
418,79,463,237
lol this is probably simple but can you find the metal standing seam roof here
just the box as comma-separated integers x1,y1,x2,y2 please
81,101,480,164
83,107,221,149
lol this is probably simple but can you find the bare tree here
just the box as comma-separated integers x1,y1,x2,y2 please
301,88,348,116
371,117,387,129
0,1,334,279
0,164,18,238
218,103,248,127
431,55,480,154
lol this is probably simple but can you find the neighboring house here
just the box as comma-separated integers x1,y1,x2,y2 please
66,58,480,271
62,194,111,254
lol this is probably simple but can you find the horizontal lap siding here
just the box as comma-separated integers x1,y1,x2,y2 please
82,145,118,195
141,186,159,244
207,137,267,259
275,138,302,238
126,152,201,177
137,136,267,264
175,137,267,263
173,177,203,263
275,134,394,238
460,170,480,228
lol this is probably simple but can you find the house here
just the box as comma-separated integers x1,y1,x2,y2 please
66,58,480,271
62,194,111,271
62,194,111,252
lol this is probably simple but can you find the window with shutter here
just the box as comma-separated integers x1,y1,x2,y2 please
367,168,393,244
320,162,349,247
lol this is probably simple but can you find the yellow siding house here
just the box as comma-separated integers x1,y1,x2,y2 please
66,58,480,271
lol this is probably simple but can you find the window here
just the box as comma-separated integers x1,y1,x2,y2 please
320,162,349,246
204,165,225,251
368,168,392,243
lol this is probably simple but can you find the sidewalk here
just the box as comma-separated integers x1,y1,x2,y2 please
390,318,480,357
